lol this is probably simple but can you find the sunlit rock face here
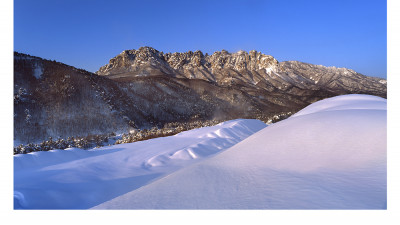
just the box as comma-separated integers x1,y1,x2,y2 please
97,47,386,99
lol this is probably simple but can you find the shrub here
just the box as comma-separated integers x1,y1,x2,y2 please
14,120,224,154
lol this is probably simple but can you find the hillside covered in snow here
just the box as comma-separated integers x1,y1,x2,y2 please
14,94,386,209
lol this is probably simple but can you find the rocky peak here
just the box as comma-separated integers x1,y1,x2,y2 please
96,47,279,80
98,46,173,76
163,50,205,70
206,49,278,71
115,46,164,64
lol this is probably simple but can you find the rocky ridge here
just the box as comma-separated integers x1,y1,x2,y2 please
97,47,386,98
97,47,280,85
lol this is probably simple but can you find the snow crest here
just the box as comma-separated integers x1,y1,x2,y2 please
291,94,386,118
143,124,248,168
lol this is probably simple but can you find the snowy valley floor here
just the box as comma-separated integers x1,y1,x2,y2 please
14,94,387,209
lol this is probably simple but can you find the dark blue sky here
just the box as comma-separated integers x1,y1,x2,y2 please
14,0,387,78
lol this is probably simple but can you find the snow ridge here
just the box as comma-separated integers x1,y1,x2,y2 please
143,121,257,168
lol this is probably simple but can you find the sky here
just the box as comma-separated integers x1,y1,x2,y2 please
14,0,387,78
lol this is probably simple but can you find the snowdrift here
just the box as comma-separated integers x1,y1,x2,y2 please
14,119,266,209
93,94,387,209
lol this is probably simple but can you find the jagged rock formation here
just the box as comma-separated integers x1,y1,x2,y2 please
97,47,280,86
97,47,386,98
14,48,387,144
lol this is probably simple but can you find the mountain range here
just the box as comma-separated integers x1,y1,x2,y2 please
14,47,387,144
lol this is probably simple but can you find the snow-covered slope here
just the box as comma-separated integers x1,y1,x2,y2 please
93,94,387,209
14,119,266,209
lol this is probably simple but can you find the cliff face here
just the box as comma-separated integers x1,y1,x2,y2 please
96,47,279,86
96,47,386,98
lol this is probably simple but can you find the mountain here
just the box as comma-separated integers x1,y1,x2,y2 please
14,49,386,144
97,47,386,97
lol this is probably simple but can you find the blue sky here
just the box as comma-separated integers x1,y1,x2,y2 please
14,0,387,78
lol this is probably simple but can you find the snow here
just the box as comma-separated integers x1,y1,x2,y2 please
264,67,273,74
291,94,386,118
14,119,266,209
33,63,43,79
92,94,386,209
14,94,386,209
